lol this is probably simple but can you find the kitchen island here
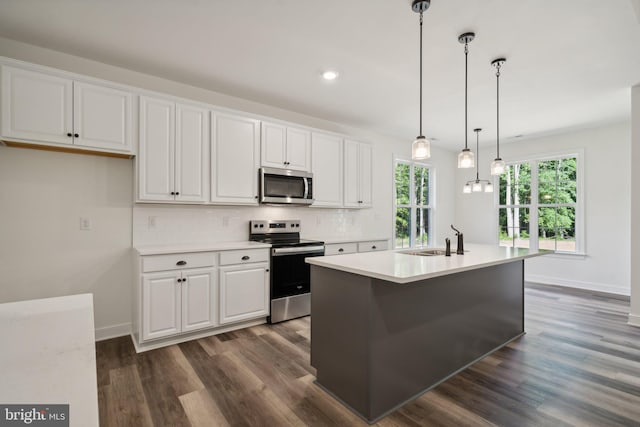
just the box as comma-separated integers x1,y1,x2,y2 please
306,244,547,423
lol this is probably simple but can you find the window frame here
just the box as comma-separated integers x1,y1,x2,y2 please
494,149,584,255
393,157,435,249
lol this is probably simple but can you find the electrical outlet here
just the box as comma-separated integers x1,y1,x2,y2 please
148,216,157,229
80,217,92,231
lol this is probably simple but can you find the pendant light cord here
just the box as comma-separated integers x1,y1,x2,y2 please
419,12,423,137
464,41,469,150
475,130,480,181
496,63,501,158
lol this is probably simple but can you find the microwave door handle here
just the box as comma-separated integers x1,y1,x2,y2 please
304,177,309,199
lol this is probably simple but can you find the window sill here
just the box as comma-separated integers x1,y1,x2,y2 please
540,251,586,260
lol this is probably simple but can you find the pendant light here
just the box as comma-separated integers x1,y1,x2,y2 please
411,0,431,160
457,32,475,168
490,58,507,175
463,128,493,193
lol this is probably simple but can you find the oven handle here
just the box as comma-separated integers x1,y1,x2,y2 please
272,246,325,256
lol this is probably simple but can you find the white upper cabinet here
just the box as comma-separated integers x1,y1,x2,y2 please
139,96,175,202
73,81,132,152
260,121,311,171
138,96,209,203
1,65,73,145
311,132,343,207
211,112,260,205
344,139,373,208
1,65,134,154
175,104,209,202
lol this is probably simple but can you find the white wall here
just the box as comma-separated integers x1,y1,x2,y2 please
630,85,640,325
0,37,457,336
455,121,631,295
0,147,133,338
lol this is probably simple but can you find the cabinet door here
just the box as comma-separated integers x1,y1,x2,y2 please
286,127,311,171
359,142,373,207
1,66,73,145
211,112,260,205
343,139,360,207
138,96,175,201
73,81,132,152
311,132,343,207
175,104,209,202
142,271,181,341
260,122,286,168
219,263,269,324
181,267,217,333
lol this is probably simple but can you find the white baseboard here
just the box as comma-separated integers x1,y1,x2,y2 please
628,314,640,328
95,322,131,341
525,274,630,296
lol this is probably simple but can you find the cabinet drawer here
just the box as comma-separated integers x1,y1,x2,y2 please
324,243,358,256
219,248,269,266
357,240,388,253
142,252,216,273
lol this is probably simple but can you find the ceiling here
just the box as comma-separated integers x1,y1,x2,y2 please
0,0,639,149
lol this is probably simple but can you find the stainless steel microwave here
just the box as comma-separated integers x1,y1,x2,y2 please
259,167,314,205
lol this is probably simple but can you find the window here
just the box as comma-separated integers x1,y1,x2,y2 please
498,154,581,253
394,160,432,248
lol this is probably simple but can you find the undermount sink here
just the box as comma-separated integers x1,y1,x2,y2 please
400,248,448,256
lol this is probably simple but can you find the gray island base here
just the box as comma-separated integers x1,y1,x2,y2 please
310,260,525,423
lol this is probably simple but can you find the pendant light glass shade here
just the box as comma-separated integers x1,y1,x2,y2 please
472,181,482,192
484,182,494,193
491,158,505,175
458,149,475,168
463,183,472,193
412,136,431,160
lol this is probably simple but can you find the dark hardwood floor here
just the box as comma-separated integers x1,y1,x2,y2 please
96,284,640,426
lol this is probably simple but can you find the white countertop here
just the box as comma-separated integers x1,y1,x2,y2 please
0,294,99,427
135,240,271,255
305,236,390,245
306,243,548,284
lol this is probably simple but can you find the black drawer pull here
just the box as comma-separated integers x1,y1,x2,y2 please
372,246,377,250
241,255,250,261
176,260,187,266
338,248,344,252
177,278,182,283
67,133,72,137
74,133,79,138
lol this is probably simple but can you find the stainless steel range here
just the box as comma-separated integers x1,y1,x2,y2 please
249,220,324,323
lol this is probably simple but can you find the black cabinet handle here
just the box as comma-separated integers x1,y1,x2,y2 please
241,255,250,261
74,133,79,138
175,192,179,195
372,246,377,250
67,133,72,137
254,195,258,199
338,248,344,252
265,269,269,272
182,278,187,282
177,278,182,283
170,192,175,195
176,260,187,266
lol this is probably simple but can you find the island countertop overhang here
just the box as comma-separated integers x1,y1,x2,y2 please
306,243,549,284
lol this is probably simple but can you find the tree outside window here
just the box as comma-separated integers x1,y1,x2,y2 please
498,155,579,253
395,160,431,248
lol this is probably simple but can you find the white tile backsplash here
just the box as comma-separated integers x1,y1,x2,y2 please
133,204,385,246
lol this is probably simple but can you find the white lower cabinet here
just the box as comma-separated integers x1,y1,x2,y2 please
219,262,270,325
142,267,216,341
135,248,270,351
324,239,389,256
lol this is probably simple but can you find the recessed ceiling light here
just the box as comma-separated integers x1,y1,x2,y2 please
322,70,339,81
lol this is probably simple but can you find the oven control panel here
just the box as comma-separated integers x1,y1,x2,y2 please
250,219,301,233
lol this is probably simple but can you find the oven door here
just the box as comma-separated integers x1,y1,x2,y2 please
271,245,325,299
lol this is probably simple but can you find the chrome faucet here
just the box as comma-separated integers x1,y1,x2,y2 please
451,224,464,255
